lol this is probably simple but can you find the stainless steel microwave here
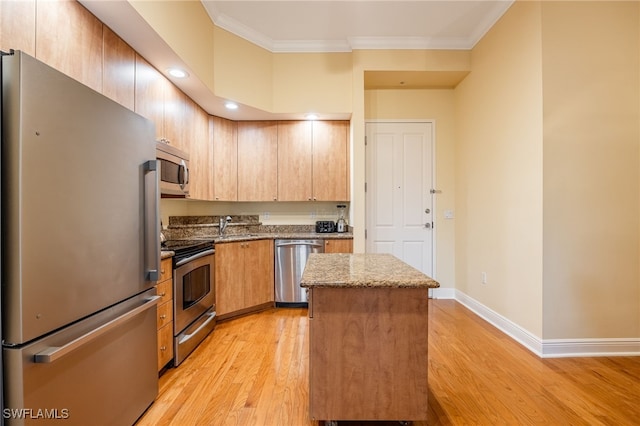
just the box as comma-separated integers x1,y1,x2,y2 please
156,141,189,196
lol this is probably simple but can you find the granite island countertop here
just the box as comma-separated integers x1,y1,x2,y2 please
300,253,440,289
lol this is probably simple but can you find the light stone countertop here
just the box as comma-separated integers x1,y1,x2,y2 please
300,253,440,289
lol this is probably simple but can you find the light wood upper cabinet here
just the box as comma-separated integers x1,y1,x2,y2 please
135,55,165,141
36,0,102,93
278,121,313,201
237,121,278,201
212,116,238,201
163,81,188,152
312,121,349,201
188,101,214,201
0,0,36,56
103,26,135,111
134,55,188,152
277,120,350,202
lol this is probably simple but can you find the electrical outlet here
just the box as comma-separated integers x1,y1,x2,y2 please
263,212,270,220
481,272,487,284
311,211,317,219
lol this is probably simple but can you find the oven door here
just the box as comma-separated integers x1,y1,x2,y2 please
173,251,215,334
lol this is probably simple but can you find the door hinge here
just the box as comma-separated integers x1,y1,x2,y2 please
364,135,367,146
365,229,368,239
364,182,367,192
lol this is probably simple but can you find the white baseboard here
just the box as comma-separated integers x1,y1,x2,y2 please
432,289,640,358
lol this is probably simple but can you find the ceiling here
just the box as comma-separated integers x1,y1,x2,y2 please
203,1,514,52
82,1,514,120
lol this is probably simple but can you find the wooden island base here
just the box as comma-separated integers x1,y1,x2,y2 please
308,286,430,422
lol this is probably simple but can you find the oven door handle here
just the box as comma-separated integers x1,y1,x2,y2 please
178,311,217,344
175,248,215,267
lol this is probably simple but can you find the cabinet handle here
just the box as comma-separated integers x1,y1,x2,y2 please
160,346,167,352
160,314,166,320
159,292,166,297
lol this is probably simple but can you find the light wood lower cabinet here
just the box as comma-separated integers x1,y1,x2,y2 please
156,258,174,372
324,238,353,253
215,240,274,318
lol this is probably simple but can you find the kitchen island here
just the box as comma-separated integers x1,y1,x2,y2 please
300,253,440,423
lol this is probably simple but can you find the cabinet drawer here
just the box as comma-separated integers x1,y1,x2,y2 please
157,322,174,371
157,300,173,329
159,258,172,283
156,279,173,305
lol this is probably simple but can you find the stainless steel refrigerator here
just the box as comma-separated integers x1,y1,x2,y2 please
1,51,161,425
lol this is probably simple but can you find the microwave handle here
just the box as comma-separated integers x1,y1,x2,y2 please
144,160,161,281
179,159,189,190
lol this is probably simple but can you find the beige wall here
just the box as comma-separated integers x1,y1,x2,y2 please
364,89,456,288
454,1,544,336
213,27,273,112
351,50,471,253
129,0,216,92
160,199,345,229
541,1,640,339
272,53,352,114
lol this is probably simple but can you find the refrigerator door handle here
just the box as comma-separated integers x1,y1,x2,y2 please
144,160,161,281
33,295,161,363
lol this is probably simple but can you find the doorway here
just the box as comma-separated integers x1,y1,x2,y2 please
365,121,435,276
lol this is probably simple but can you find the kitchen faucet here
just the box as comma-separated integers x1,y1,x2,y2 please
219,215,232,236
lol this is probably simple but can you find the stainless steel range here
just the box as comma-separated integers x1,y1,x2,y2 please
162,240,216,366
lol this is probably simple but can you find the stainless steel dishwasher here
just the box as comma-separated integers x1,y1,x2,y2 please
275,239,324,307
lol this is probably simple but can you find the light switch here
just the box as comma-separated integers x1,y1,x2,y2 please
444,210,455,219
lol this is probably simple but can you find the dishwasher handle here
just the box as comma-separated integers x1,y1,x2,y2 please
275,241,324,248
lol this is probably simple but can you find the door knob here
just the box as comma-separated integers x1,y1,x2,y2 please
425,208,430,214
425,222,432,229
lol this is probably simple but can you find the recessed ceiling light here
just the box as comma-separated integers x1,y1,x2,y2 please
306,113,318,120
168,68,188,78
225,102,239,110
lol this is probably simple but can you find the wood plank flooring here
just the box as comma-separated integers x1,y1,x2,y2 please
135,300,640,425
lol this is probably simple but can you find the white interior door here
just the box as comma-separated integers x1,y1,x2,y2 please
365,121,434,276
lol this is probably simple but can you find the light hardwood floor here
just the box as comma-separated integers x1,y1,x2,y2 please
136,300,640,425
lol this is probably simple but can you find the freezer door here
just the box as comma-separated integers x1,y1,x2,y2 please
1,51,159,344
2,289,159,426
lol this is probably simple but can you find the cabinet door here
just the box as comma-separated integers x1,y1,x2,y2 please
36,0,102,92
163,81,188,152
103,27,135,110
312,121,349,201
0,0,36,56
244,240,274,307
135,55,165,142
212,116,238,201
278,121,313,201
214,242,245,315
324,239,353,254
237,121,278,201
188,102,214,200
157,323,173,371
